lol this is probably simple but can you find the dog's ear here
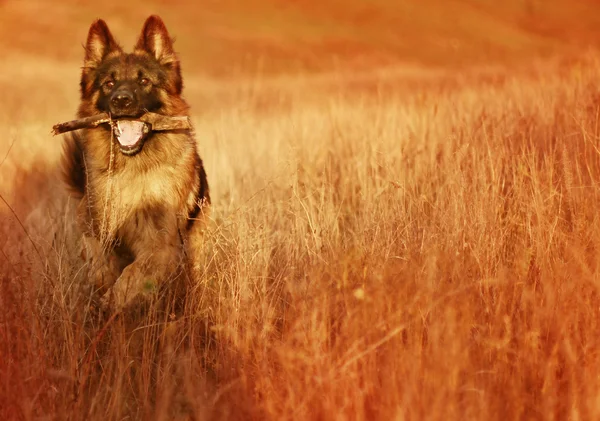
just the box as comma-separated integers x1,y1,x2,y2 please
135,15,177,65
135,15,182,94
80,19,121,100
83,19,121,68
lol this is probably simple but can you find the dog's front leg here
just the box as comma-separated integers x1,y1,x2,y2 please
81,234,122,296
77,198,122,297
101,240,183,311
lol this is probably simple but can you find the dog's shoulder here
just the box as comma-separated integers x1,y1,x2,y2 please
184,151,210,231
61,132,87,198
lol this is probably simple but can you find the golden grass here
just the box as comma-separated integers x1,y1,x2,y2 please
4,54,600,420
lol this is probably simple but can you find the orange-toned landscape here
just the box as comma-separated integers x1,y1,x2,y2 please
3,1,600,419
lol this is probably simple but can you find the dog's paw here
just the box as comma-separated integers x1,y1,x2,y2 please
98,290,113,312
98,288,132,316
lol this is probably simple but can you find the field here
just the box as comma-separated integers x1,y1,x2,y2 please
3,1,600,420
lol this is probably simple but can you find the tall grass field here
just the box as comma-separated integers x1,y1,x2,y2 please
3,1,600,418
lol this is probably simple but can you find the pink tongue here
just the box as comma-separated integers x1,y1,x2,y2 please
116,120,145,147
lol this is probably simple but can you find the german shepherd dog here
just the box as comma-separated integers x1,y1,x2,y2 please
61,16,210,311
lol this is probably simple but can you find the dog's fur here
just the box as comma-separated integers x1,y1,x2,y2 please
61,16,210,310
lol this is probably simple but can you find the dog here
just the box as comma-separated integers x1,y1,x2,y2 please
61,15,210,311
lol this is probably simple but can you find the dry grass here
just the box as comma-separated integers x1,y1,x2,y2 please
4,51,600,420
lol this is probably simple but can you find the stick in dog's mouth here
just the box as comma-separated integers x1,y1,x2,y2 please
51,112,192,136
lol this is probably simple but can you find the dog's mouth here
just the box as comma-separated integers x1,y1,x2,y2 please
112,120,150,155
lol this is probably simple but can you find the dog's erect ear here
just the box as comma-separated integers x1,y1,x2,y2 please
80,19,121,101
135,15,177,65
135,15,183,94
84,19,121,67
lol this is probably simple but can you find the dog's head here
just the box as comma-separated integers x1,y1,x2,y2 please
78,16,188,155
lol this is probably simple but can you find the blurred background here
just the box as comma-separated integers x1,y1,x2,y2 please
2,0,600,181
3,0,600,79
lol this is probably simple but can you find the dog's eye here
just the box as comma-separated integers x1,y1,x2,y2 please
104,80,115,89
139,78,150,87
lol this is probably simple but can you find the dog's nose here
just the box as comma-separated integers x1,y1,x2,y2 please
111,93,133,109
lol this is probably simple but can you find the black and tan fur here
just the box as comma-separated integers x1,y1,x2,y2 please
62,16,209,310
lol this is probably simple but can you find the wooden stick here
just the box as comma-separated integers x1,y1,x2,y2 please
52,114,110,135
141,113,192,131
52,112,192,135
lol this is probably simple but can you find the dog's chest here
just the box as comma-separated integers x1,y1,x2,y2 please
93,163,188,225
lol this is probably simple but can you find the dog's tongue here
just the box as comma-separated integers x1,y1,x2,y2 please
115,120,146,147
